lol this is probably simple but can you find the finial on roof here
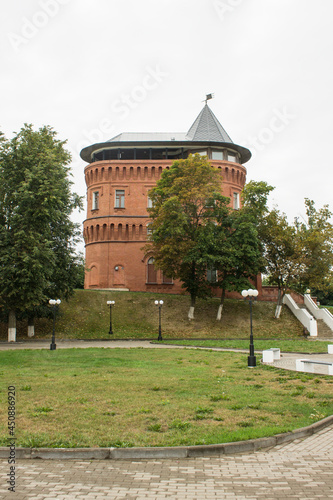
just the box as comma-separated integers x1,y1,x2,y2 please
203,93,214,104
186,99,233,143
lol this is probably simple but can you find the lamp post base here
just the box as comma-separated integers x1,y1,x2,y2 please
248,355,256,367
50,343,57,350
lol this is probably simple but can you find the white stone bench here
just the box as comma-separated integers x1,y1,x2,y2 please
328,345,333,354
262,348,280,363
296,359,333,376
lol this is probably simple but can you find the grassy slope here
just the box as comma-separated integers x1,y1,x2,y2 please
157,339,331,354
0,290,306,341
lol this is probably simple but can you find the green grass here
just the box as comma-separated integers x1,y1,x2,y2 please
0,348,332,448
156,339,332,354
0,290,306,341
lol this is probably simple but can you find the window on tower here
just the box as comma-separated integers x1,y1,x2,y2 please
115,190,125,208
207,267,217,283
227,152,237,162
147,257,157,283
162,273,173,284
233,192,240,210
92,191,99,210
212,150,224,160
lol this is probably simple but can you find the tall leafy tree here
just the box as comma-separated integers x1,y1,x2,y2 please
298,199,333,292
260,208,305,317
248,195,333,318
146,154,224,319
210,207,263,320
0,124,83,341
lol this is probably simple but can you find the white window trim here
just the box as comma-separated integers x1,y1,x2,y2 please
233,192,240,210
92,191,99,210
115,189,125,208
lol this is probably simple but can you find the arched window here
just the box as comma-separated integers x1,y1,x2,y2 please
89,265,98,286
147,257,157,284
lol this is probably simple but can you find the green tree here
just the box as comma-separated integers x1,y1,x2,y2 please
146,154,224,319
240,182,333,317
210,207,263,320
242,180,275,221
298,199,333,292
258,200,333,318
260,208,305,317
0,124,83,341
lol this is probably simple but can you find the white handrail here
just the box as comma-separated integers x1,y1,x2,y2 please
304,294,333,331
283,294,317,336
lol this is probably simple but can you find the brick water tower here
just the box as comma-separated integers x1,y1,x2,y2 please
81,101,251,292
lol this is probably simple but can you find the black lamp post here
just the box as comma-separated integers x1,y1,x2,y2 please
154,300,164,341
49,299,61,350
107,300,115,335
241,289,259,367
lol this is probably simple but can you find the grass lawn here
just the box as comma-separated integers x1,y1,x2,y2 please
156,339,332,354
0,347,332,448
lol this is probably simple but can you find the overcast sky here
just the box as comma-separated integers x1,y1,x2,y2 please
1,0,332,246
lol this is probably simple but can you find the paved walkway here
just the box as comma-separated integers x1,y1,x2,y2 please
1,425,333,499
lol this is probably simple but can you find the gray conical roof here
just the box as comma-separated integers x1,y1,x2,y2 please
186,103,233,143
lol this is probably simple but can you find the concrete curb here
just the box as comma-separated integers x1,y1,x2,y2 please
1,415,332,460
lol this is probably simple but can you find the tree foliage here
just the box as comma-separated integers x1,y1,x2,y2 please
243,182,333,317
297,199,333,292
260,208,305,316
146,155,262,319
242,180,275,220
146,154,225,318
0,124,84,339
206,202,263,319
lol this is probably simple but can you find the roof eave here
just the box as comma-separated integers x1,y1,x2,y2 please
80,140,251,164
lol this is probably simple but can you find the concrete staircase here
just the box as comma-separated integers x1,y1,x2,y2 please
287,294,333,339
316,319,333,339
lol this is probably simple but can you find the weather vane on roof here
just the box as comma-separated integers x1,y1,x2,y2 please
203,93,214,104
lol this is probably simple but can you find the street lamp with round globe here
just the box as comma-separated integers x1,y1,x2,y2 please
241,289,258,367
49,299,61,350
154,299,164,341
106,300,115,335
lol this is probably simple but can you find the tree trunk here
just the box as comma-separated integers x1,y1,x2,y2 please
8,309,16,342
274,288,283,319
188,295,196,320
28,316,35,338
216,288,226,320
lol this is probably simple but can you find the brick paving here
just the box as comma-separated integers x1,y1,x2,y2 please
0,426,332,499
